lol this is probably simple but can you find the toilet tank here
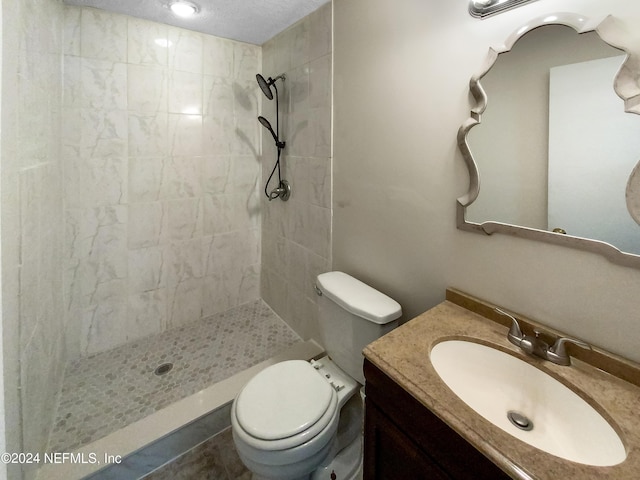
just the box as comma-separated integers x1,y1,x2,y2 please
315,272,402,384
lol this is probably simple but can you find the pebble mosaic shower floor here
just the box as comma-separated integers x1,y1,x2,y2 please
48,300,300,453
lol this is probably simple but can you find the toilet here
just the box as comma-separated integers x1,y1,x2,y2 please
231,271,402,480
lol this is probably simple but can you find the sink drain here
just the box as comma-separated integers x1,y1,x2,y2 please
154,362,173,376
507,411,533,431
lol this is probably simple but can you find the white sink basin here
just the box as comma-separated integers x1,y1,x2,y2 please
430,340,626,466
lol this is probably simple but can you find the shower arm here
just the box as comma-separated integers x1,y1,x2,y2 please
273,84,284,191
273,83,285,149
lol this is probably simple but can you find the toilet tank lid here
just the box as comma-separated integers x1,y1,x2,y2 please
316,272,402,325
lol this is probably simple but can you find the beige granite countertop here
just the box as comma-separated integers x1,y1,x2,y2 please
363,298,640,480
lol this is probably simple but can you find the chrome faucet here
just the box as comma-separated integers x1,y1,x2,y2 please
496,308,591,366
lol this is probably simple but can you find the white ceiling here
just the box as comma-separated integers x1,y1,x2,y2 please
63,0,330,45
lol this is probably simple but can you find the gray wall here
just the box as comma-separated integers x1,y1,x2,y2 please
333,0,640,363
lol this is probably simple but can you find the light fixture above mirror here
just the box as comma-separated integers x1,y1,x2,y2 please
470,0,539,19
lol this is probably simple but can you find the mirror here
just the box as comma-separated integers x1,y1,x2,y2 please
457,13,640,268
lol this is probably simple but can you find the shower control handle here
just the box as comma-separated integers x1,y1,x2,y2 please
268,180,291,202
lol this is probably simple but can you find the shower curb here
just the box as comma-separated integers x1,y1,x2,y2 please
36,340,324,480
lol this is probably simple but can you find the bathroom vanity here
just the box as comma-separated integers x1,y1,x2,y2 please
363,359,508,479
363,289,640,480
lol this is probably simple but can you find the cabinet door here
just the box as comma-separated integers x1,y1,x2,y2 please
363,360,510,480
364,400,450,480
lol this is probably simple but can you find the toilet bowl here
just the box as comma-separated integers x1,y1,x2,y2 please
231,272,402,480
232,358,358,480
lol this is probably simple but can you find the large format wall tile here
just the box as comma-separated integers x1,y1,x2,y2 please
64,6,263,357
80,7,127,62
260,3,332,341
4,0,67,472
128,17,169,66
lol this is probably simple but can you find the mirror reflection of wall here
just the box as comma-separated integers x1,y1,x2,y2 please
466,24,640,255
549,55,640,254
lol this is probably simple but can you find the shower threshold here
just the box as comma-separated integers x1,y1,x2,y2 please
39,300,324,480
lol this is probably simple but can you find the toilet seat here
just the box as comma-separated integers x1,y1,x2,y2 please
233,360,339,451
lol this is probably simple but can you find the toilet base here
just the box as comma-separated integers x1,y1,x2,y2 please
234,428,335,480
311,434,362,480
249,435,362,480
311,391,364,480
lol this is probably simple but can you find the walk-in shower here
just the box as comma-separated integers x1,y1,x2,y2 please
4,0,335,476
257,73,291,201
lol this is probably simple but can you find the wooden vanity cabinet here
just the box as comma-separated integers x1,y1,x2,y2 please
363,359,510,480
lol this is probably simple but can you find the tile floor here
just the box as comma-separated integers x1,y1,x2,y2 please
48,300,300,453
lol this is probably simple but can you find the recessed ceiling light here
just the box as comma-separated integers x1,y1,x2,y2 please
170,1,198,17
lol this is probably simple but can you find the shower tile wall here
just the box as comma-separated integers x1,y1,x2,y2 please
261,3,333,341
1,0,66,475
62,6,262,358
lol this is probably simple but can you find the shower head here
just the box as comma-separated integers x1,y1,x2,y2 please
256,74,274,100
258,116,285,149
256,73,285,100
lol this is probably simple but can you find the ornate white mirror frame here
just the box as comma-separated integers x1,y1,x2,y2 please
457,12,640,268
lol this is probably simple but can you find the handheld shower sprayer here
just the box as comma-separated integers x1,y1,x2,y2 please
256,73,290,201
258,116,285,149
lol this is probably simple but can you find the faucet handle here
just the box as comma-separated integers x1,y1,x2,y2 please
495,308,522,340
549,336,592,365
